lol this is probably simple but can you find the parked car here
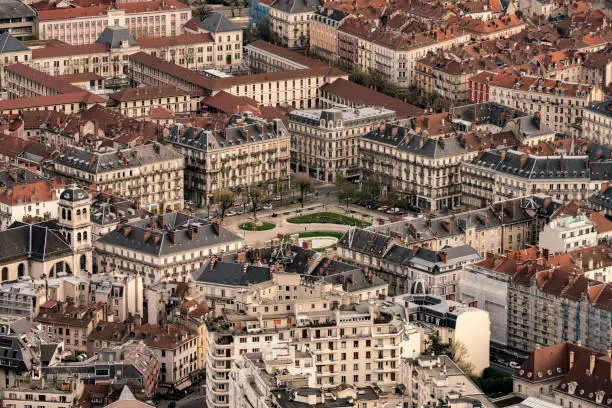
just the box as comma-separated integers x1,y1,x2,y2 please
377,205,389,212
225,210,237,217
386,207,402,214
508,361,520,369
262,203,273,210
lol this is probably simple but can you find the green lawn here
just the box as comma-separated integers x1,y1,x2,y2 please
287,212,370,227
298,231,345,239
239,221,276,231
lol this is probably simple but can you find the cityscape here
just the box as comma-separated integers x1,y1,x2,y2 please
0,0,610,407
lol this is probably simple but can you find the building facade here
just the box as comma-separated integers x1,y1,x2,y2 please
289,107,395,183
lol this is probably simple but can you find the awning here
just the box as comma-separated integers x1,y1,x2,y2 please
175,380,192,391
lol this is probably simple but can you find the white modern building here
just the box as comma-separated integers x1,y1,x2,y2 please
538,215,597,253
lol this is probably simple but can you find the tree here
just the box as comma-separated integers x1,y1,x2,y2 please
215,190,235,220
295,173,313,207
248,183,264,221
335,173,356,209
191,0,212,19
450,340,475,376
361,173,382,202
424,332,450,356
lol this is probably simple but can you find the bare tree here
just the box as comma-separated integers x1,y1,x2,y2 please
215,189,235,220
248,183,264,221
450,341,475,376
295,173,313,208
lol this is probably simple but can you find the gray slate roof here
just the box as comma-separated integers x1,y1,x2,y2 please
361,123,469,158
0,168,44,188
585,99,612,118
588,186,612,210
97,212,242,257
337,228,391,257
194,260,271,286
96,26,137,48
199,13,242,32
0,223,72,264
55,143,182,174
272,0,320,13
0,31,28,54
322,268,386,292
383,244,479,269
169,117,286,152
0,0,36,19
473,149,596,180
59,185,89,202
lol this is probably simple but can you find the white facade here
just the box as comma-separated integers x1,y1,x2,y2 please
539,215,597,254
460,263,511,347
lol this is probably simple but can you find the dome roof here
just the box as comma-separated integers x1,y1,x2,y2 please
60,185,89,202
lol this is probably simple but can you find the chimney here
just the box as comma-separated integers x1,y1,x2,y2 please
212,222,221,236
168,231,176,244
187,228,194,240
413,246,420,255
500,150,507,161
153,234,160,245
570,351,575,369
123,226,132,237
144,231,151,242
520,154,528,169
590,355,596,374
440,251,448,263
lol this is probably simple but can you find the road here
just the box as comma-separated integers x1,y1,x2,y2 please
156,390,207,408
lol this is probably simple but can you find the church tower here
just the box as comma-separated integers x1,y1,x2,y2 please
58,185,92,274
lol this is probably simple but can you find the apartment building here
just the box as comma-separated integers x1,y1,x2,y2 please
128,51,348,108
582,99,612,146
107,85,192,119
1,379,83,408
204,273,403,408
37,0,192,45
404,355,494,408
476,73,604,134
248,0,273,30
185,13,243,68
95,213,243,283
0,0,36,40
397,295,491,375
289,107,395,183
414,54,480,103
88,273,144,321
168,115,291,207
538,215,597,253
337,18,470,86
44,342,159,398
461,149,607,206
87,322,197,389
514,343,612,408
319,78,424,119
0,168,58,230
459,14,526,41
245,39,322,73
0,31,32,87
53,143,184,214
269,0,318,48
360,125,471,212
1,63,105,114
0,281,45,318
339,195,561,265
309,8,347,62
360,122,520,211
35,303,105,355
379,244,480,299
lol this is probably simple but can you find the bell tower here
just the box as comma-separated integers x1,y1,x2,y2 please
58,184,92,274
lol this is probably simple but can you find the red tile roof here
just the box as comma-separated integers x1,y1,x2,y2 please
0,180,55,206
0,92,105,111
38,0,188,21
248,40,328,68
109,85,191,102
137,33,214,48
32,43,109,59
5,63,86,94
57,72,105,83
319,78,423,118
